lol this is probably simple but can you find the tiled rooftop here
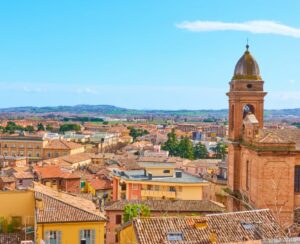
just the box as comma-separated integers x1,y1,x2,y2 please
105,200,225,213
128,209,284,244
43,139,84,150
34,183,106,223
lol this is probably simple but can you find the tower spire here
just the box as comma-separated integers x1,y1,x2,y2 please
246,38,249,51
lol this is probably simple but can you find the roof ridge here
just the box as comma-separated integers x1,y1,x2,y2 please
207,208,269,216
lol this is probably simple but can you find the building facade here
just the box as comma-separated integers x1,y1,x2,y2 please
227,46,300,227
112,162,208,201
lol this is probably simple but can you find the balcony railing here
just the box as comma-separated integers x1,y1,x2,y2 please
141,190,176,198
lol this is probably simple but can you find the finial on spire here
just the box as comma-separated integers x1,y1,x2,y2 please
246,38,249,51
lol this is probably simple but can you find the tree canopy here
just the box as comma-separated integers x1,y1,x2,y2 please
212,142,228,159
162,129,209,160
123,203,150,222
128,126,149,141
59,123,81,133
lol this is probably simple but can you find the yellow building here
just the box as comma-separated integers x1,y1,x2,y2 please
0,134,85,162
85,178,112,200
0,190,35,228
34,184,106,244
112,162,208,201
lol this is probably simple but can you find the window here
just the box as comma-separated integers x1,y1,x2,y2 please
11,216,22,230
121,183,126,191
48,153,51,158
44,230,61,244
19,179,23,185
295,166,300,193
167,232,183,241
36,153,40,157
115,215,122,224
147,185,153,190
163,169,170,174
246,160,250,190
169,186,176,192
79,229,95,244
154,185,160,191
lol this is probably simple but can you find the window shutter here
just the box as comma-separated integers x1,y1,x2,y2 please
44,231,49,244
79,229,84,243
91,229,96,244
57,231,62,244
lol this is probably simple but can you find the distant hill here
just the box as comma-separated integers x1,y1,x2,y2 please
0,105,299,119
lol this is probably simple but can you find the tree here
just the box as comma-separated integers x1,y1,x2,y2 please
213,142,228,159
194,143,208,159
24,125,34,133
123,204,150,223
37,123,45,131
4,122,24,134
161,129,179,156
46,124,54,132
59,123,81,133
177,137,194,160
128,126,149,141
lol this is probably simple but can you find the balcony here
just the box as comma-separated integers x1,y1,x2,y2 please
141,190,176,198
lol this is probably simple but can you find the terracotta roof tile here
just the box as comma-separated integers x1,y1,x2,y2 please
128,209,284,244
34,165,80,179
44,139,84,150
34,183,105,223
105,200,224,213
88,178,112,190
13,172,34,179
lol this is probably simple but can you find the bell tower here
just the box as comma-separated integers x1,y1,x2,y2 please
227,45,267,141
227,45,267,193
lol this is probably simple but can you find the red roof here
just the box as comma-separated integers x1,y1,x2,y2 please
88,178,112,190
34,165,80,179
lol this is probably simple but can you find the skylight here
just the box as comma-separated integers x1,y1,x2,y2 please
167,232,184,241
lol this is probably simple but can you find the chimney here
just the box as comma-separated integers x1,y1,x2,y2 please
209,230,217,244
148,173,152,180
36,199,44,210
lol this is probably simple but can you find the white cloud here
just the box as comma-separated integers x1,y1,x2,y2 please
75,87,99,94
176,20,300,38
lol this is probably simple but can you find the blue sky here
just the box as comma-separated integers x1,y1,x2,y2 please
0,0,299,109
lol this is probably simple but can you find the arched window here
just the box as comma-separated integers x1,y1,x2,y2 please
243,104,255,118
